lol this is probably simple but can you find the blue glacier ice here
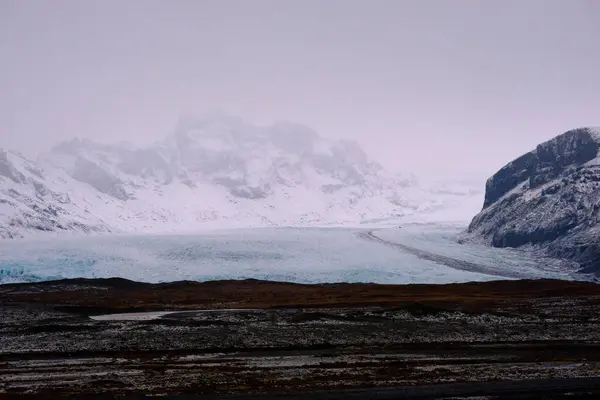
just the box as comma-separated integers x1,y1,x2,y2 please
0,225,590,285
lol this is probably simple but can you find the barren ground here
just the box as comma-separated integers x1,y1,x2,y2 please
2,278,600,398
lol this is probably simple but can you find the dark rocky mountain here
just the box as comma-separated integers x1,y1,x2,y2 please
461,127,600,275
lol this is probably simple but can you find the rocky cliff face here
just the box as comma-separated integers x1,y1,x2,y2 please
462,127,600,275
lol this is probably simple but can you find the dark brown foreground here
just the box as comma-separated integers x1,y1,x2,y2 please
2,278,600,399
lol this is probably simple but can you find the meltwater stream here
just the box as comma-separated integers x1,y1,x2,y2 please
0,225,587,284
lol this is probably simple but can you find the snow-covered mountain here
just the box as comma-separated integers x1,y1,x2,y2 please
461,127,600,275
1,115,482,238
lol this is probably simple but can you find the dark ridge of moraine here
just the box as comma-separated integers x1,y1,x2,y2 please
2,276,599,313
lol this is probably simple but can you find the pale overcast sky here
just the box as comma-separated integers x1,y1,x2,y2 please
1,0,599,179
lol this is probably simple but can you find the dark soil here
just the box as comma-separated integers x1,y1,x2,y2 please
2,278,600,398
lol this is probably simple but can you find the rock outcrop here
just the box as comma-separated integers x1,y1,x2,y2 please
462,127,600,275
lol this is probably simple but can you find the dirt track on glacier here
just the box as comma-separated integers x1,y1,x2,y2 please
360,229,536,279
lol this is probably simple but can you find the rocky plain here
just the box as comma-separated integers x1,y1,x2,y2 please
2,278,600,398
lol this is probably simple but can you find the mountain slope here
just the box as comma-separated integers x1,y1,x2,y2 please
0,150,111,238
1,116,482,238
461,127,600,274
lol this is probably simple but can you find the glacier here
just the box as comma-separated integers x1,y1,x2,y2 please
0,225,589,285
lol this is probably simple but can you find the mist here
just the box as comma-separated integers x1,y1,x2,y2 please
2,0,600,180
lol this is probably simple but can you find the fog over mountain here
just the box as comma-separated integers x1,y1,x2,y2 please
0,115,483,238
2,0,600,239
3,1,600,180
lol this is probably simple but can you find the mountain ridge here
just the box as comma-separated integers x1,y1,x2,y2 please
461,127,600,275
1,115,483,239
